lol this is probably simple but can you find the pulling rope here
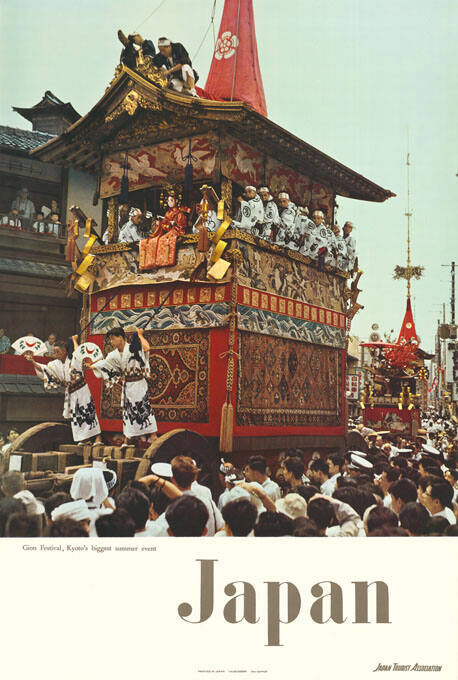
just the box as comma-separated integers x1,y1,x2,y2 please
230,0,241,101
193,0,218,61
134,0,168,33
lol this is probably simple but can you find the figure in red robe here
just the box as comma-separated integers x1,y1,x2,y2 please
152,190,189,239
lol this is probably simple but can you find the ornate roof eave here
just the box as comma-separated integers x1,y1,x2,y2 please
30,66,395,202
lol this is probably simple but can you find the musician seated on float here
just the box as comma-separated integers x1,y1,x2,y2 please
275,192,297,247
258,186,279,241
118,30,156,69
118,207,144,243
291,205,315,254
153,37,199,97
232,186,264,233
331,223,348,271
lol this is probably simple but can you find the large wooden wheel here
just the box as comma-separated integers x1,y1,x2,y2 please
135,429,218,493
8,422,73,455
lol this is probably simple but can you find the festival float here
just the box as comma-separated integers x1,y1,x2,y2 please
360,155,431,436
28,0,394,482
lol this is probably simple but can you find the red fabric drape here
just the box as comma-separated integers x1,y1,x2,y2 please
397,297,418,345
205,0,267,117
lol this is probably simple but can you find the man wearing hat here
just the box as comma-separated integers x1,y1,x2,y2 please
153,37,199,97
233,186,264,233
258,186,280,240
348,452,374,478
275,192,297,247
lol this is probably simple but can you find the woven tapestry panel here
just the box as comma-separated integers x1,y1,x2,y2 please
101,329,210,422
237,332,342,427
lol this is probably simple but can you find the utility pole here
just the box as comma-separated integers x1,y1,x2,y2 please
441,261,456,324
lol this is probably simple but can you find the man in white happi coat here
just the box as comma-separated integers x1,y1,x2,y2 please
331,224,348,270
258,186,280,240
276,192,297,247
307,210,330,268
27,339,102,445
233,186,264,234
343,221,357,273
290,206,315,252
89,327,157,447
117,208,144,243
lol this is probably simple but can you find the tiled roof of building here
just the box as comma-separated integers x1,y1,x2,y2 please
0,374,51,395
0,125,55,153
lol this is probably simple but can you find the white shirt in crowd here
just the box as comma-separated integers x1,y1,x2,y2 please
262,477,281,502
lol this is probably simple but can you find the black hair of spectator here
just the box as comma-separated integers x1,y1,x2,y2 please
366,506,398,534
335,476,357,489
399,502,430,536
391,456,408,469
165,495,209,536
283,456,305,479
294,484,320,503
389,478,418,505
222,499,257,536
5,512,42,537
44,492,72,519
361,482,384,502
254,511,294,537
369,526,409,537
1,471,25,496
385,467,401,483
307,498,336,531
444,524,458,536
284,448,305,461
0,498,24,536
333,487,371,519
354,474,373,487
326,453,345,471
117,487,150,531
424,515,451,536
400,467,421,485
95,509,136,537
292,517,321,537
246,455,267,474
46,518,89,537
428,480,454,509
310,458,329,476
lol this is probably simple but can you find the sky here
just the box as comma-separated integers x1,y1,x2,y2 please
1,0,456,352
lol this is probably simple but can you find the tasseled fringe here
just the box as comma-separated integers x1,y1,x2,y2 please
219,401,233,453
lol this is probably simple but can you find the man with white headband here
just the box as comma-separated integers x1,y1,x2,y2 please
342,221,357,273
304,210,331,269
275,192,297,247
153,37,199,97
51,499,91,534
258,186,279,240
26,338,102,446
232,186,264,233
118,207,144,243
